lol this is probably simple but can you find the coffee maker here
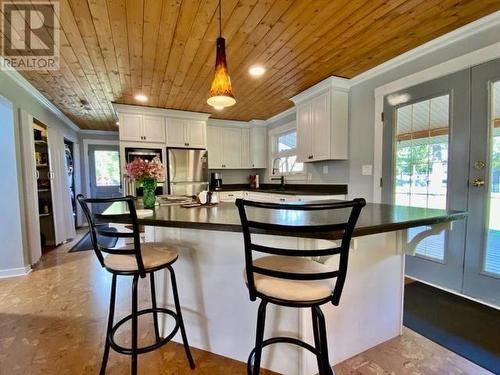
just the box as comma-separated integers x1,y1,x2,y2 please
210,172,223,191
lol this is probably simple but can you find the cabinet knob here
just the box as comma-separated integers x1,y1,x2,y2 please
185,142,189,146
308,155,313,159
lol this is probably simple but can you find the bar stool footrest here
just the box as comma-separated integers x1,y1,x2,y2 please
247,336,319,374
108,308,179,355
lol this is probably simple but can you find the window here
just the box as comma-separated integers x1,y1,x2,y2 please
94,150,120,186
270,128,304,176
394,94,450,261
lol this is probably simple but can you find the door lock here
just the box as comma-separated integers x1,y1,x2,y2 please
474,161,486,170
471,178,485,187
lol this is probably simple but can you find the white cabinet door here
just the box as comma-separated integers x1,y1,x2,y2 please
218,191,244,202
119,113,143,142
311,92,331,161
207,126,223,168
250,127,267,168
241,128,251,168
166,118,187,147
295,194,346,202
186,120,206,148
221,127,242,168
142,115,165,143
296,102,312,163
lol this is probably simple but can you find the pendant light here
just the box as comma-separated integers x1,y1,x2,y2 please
207,0,236,109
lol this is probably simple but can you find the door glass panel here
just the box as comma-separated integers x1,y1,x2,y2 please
94,150,120,186
394,95,450,260
484,81,500,276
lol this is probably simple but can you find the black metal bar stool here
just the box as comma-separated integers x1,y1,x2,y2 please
236,198,366,375
77,195,195,375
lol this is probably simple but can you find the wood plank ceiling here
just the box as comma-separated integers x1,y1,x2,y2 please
2,0,500,130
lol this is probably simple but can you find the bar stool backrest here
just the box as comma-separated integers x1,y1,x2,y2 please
235,198,366,305
77,194,146,275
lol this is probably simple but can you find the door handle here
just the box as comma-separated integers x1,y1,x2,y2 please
471,178,485,187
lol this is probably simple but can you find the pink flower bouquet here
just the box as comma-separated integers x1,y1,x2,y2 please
126,156,165,182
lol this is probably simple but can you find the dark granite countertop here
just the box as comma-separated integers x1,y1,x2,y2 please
212,183,348,196
105,201,467,240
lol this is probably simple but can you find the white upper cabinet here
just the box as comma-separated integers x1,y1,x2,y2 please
207,125,268,170
292,77,349,162
221,127,242,168
250,126,267,168
114,103,209,147
207,126,223,168
119,113,165,143
166,119,207,148
241,128,250,168
296,102,312,162
142,115,166,143
187,120,207,148
166,118,187,147
310,92,331,161
119,113,143,142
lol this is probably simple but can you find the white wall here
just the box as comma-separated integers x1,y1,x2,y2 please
0,96,28,275
0,68,80,275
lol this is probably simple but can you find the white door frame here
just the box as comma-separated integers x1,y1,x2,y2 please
372,42,500,203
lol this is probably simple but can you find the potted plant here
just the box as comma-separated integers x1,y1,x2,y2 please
126,156,165,209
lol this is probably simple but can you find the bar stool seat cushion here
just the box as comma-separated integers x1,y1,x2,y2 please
104,243,178,272
246,256,335,302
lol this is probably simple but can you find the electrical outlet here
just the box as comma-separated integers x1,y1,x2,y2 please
307,173,312,181
362,165,373,176
323,165,328,174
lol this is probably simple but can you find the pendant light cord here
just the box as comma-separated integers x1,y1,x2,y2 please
219,0,222,37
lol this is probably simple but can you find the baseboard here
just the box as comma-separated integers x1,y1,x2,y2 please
0,265,32,278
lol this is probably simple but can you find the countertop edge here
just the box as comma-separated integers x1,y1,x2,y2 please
138,211,467,240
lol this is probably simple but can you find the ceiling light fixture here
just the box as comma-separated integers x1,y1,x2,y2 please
249,65,265,77
134,94,148,102
115,121,120,126
207,0,236,110
213,105,224,111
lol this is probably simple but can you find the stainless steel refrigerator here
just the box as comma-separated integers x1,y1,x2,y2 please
167,148,209,196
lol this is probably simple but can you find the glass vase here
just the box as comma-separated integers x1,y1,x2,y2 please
142,178,157,209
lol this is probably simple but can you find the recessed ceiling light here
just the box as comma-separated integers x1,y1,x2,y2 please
134,94,148,102
248,65,266,77
213,105,224,111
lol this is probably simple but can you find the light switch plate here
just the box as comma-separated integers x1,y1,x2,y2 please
323,165,328,174
362,165,373,176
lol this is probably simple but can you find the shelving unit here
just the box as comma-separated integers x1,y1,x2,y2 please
33,120,55,249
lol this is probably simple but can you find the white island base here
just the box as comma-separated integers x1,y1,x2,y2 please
149,226,405,375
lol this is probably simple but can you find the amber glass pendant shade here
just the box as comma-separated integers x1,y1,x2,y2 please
207,37,236,108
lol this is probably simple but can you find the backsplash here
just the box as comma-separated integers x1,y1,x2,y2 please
208,169,266,185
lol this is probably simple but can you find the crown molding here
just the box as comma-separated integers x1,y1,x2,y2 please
112,102,211,121
290,76,351,104
350,10,500,86
79,129,119,136
207,118,250,127
265,106,295,124
0,58,80,133
249,119,267,127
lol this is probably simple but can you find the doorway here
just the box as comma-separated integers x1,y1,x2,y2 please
382,58,500,307
88,144,121,212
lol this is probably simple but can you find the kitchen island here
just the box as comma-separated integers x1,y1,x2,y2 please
105,201,466,375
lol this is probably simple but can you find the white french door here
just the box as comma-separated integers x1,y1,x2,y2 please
383,59,500,307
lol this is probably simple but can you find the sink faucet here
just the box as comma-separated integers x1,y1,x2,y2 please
270,175,285,188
